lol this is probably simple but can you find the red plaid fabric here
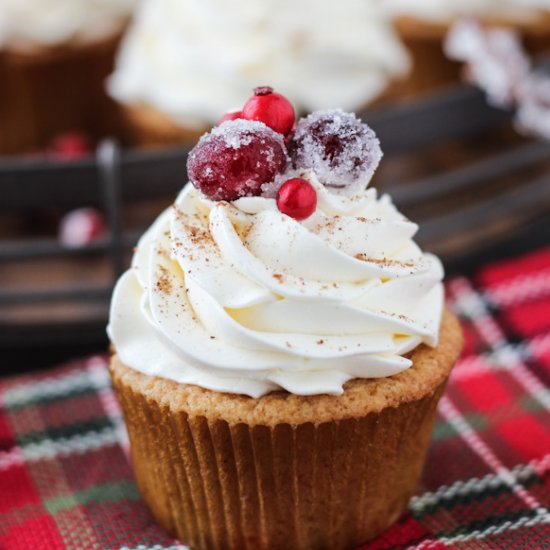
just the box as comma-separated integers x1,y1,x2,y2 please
2,246,550,549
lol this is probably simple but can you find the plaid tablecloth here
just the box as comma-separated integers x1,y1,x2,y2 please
1,246,550,550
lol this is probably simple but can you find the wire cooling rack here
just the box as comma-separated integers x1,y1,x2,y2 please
1,84,550,359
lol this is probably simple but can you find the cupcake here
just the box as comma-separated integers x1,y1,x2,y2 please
0,0,135,154
384,0,550,97
106,0,410,147
108,89,463,549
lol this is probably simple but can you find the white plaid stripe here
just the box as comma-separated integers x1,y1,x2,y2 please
0,425,120,471
449,278,504,346
411,512,550,548
449,277,550,413
410,453,550,514
438,396,546,513
451,332,550,381
1,366,110,408
484,268,550,308
439,512,550,544
0,446,24,472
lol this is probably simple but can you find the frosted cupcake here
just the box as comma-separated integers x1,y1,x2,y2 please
385,0,550,96
108,88,463,549
0,0,135,154
107,0,409,147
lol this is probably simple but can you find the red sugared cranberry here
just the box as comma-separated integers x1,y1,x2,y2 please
277,178,317,221
288,109,382,190
242,86,295,136
50,132,91,160
59,208,105,248
187,119,288,202
218,110,242,124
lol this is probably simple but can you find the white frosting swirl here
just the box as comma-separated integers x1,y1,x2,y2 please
385,0,550,23
107,0,410,128
0,0,135,50
108,173,444,397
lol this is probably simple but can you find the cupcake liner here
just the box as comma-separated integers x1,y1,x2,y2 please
110,310,462,549
382,15,550,102
112,368,447,549
119,103,208,148
377,18,460,102
0,34,122,154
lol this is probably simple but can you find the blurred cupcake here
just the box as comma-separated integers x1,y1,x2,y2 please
108,94,464,548
107,0,410,147
385,0,550,96
0,0,135,154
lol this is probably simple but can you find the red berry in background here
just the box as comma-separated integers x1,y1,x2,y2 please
288,109,382,190
218,110,242,124
50,132,92,160
277,178,317,221
59,208,105,248
242,86,295,136
187,119,288,202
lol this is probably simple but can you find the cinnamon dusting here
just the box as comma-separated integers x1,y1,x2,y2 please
156,266,173,295
184,224,212,248
354,254,415,268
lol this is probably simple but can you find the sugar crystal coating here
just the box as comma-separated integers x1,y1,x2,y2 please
288,109,382,191
187,119,288,201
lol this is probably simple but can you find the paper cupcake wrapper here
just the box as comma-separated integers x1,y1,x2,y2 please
119,103,207,148
0,34,121,154
112,367,447,550
378,16,550,104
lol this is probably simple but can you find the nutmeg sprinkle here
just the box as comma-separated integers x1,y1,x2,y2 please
155,265,173,295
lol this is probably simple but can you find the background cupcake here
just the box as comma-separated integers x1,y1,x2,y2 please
107,0,410,147
0,0,135,154
385,0,550,97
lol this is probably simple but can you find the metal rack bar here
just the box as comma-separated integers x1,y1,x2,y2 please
391,140,550,206
365,86,510,155
97,140,125,278
419,172,550,240
0,232,140,260
0,286,110,305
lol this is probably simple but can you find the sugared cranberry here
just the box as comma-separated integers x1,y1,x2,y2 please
50,132,91,160
187,119,288,201
288,109,382,190
284,121,297,146
242,86,295,136
218,110,242,124
59,208,105,248
277,178,317,221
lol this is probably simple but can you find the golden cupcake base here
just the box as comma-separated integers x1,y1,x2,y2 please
0,34,124,155
110,309,463,550
379,14,550,102
119,103,208,148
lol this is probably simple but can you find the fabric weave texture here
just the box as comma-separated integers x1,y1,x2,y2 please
1,246,550,549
